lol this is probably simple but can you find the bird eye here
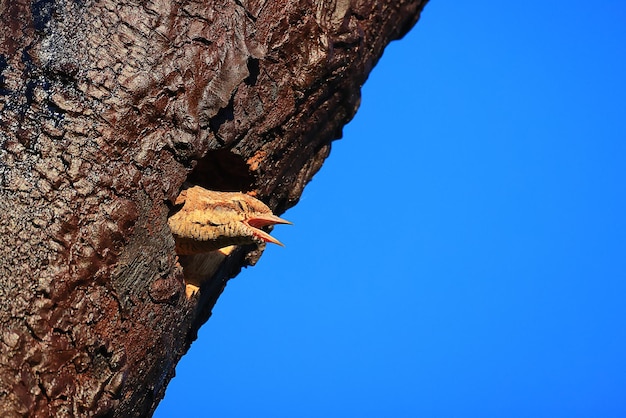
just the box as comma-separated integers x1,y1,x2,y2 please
236,200,247,212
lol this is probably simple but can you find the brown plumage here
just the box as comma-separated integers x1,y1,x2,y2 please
168,186,291,255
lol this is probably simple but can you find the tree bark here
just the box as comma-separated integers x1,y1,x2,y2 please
0,0,428,416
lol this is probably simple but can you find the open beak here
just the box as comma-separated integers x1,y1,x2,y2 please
245,214,292,247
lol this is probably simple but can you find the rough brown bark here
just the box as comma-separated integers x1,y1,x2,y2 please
0,0,428,416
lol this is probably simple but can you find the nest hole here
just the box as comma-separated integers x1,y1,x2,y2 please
186,149,255,193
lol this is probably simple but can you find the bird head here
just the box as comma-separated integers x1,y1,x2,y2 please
168,186,291,255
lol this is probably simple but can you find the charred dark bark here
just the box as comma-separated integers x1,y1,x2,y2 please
0,0,428,415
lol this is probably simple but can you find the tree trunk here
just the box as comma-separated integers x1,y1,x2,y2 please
0,0,428,416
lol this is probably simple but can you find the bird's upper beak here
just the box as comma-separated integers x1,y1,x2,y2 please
245,214,292,247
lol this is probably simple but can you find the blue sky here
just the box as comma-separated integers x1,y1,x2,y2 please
156,2,626,416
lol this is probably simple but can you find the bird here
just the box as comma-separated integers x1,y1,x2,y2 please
167,185,291,297
168,185,291,254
